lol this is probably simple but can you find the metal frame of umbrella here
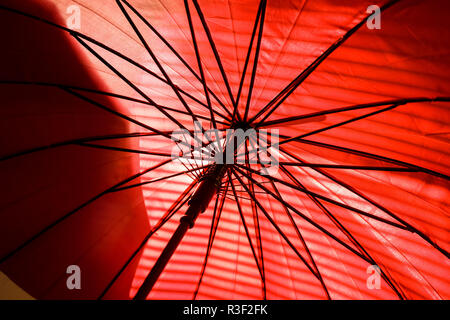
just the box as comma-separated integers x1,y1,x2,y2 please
0,0,449,300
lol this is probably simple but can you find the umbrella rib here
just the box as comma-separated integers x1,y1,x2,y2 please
278,146,450,259
62,87,203,156
77,142,173,158
249,189,267,299
177,127,207,179
239,103,398,159
278,163,419,172
0,158,175,264
250,138,330,299
224,194,253,202
256,97,450,128
232,0,264,124
245,103,403,158
262,175,411,296
99,179,198,299
0,5,231,124
230,168,321,281
231,189,267,195
280,159,381,258
233,165,386,263
106,139,206,186
292,138,450,181
94,3,219,161
279,165,404,299
243,151,267,299
117,0,202,130
242,0,267,123
193,186,220,299
235,163,409,230
72,34,207,152
265,170,331,299
184,0,221,146
0,80,230,126
0,130,169,163
252,133,446,262
190,0,237,111
110,165,207,193
245,164,404,298
193,179,229,299
67,38,216,172
249,0,401,125
118,0,233,120
246,137,267,299
228,170,265,286
290,103,402,140
250,124,450,182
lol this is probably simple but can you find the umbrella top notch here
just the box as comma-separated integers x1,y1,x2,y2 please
230,119,254,131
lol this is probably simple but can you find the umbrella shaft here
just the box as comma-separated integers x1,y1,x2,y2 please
134,164,226,300
133,220,190,300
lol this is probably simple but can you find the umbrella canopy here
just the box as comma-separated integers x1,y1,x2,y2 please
0,0,449,300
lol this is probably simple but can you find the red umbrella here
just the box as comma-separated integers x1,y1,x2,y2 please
0,0,448,300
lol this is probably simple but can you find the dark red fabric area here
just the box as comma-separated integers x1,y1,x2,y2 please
0,0,149,299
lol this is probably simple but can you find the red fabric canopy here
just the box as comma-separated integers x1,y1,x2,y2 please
0,0,448,300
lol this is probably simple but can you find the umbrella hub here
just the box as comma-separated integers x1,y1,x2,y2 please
230,120,253,131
